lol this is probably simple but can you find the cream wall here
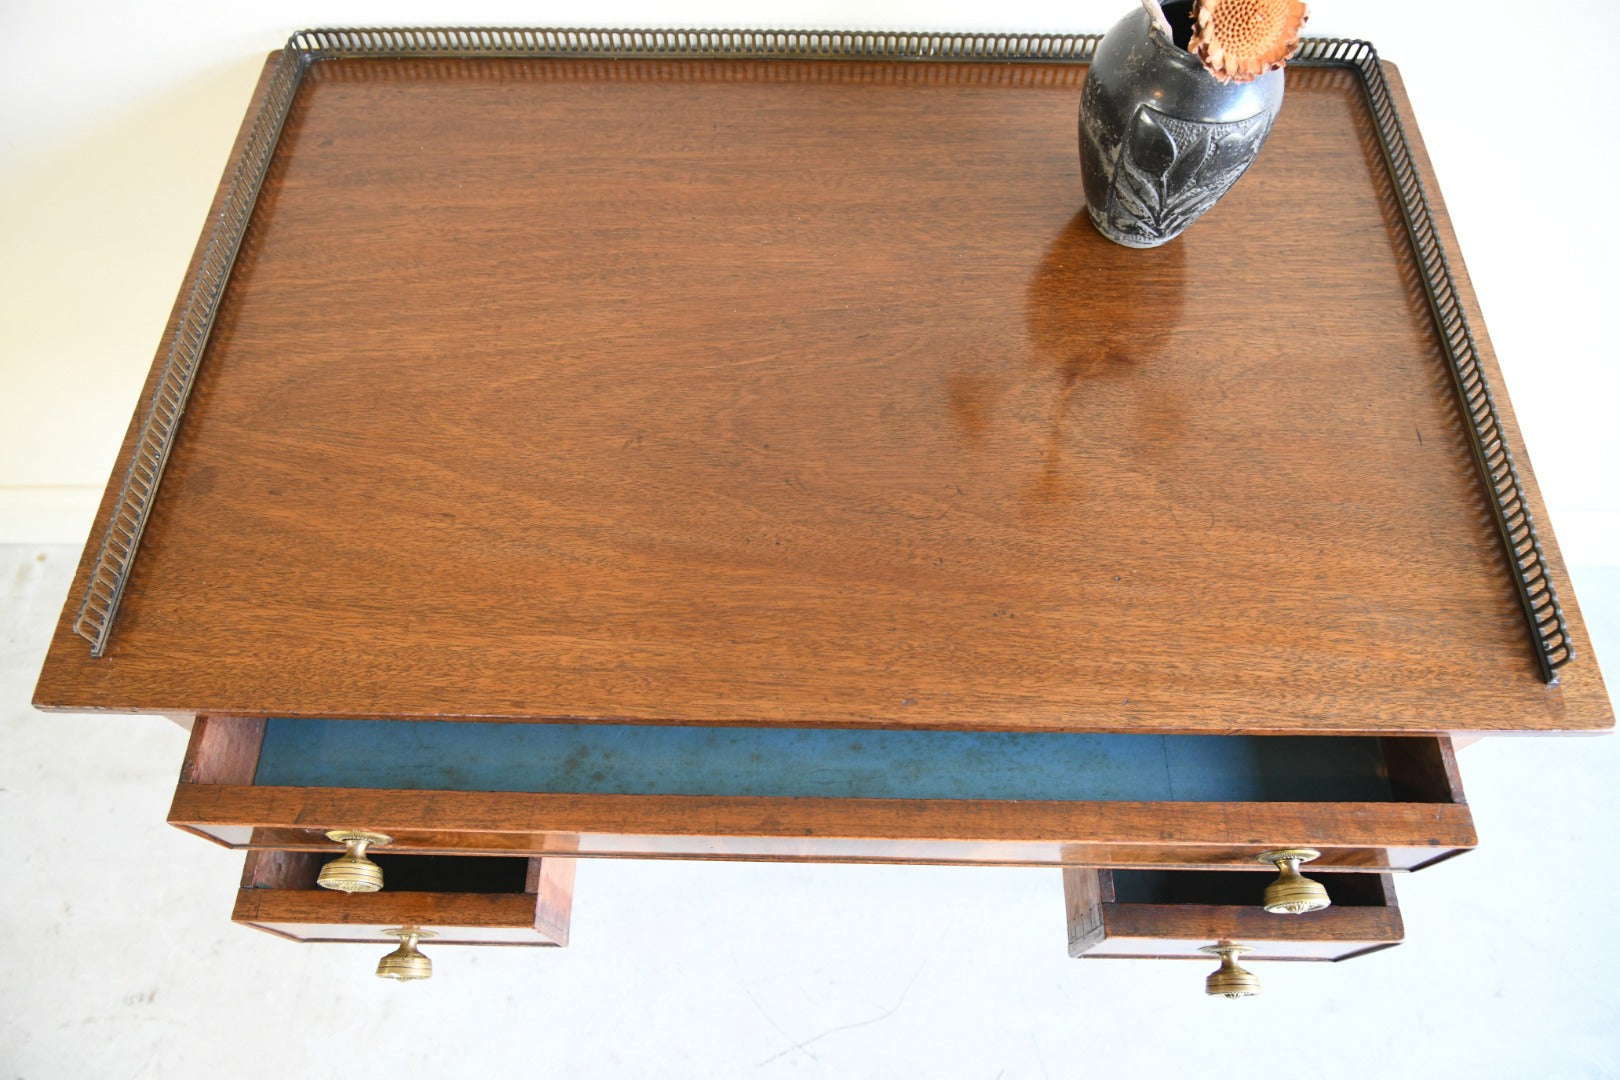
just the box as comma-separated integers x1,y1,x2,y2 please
2,0,1616,565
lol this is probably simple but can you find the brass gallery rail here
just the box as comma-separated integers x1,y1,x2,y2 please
71,26,1572,682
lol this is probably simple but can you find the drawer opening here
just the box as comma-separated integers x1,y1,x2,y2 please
243,849,531,894
233,850,574,946
246,719,1457,803
365,855,528,894
178,718,1473,867
1108,870,1391,907
1067,867,1404,961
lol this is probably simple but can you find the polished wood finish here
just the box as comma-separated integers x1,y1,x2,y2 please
525,852,576,942
169,786,1475,868
34,55,1610,735
168,715,1474,868
238,847,322,889
1065,862,1108,954
179,715,265,784
1381,733,1467,804
1064,868,1403,961
233,849,573,945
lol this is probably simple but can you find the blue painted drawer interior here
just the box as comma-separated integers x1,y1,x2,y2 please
254,720,1401,802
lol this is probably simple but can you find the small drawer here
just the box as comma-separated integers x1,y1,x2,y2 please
1065,867,1402,962
173,715,1474,870
233,850,573,946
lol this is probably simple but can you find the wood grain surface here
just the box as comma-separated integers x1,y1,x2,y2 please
34,53,1612,733
167,784,1476,869
232,891,567,945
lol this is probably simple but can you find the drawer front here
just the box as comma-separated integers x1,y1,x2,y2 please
174,716,1474,870
1065,868,1403,962
234,850,573,946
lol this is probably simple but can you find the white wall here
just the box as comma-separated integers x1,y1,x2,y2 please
2,0,1616,563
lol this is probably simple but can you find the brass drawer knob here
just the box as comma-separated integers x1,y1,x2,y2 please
376,927,435,981
1257,847,1331,914
1200,943,1260,998
316,829,392,893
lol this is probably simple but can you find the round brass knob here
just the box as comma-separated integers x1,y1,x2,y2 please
376,927,436,982
1200,943,1261,998
316,829,392,893
1257,847,1331,914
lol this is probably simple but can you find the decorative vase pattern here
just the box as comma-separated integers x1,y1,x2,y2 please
1079,6,1284,248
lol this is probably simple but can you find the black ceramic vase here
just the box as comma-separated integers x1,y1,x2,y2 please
1079,2,1284,248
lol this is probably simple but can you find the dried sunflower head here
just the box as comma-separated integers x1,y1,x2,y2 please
1189,0,1310,83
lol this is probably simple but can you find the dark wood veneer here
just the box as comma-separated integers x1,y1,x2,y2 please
33,53,1611,735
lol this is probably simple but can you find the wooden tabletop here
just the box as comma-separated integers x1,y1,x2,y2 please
35,52,1612,734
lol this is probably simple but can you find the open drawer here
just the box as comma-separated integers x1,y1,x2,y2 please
1065,867,1402,962
234,849,573,947
172,716,1474,870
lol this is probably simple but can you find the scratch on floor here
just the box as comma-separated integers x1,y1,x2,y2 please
754,961,927,1068
740,981,810,1064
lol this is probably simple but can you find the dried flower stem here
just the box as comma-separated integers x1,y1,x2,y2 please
1140,0,1175,40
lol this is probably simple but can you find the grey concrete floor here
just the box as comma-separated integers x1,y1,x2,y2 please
3,543,1617,1078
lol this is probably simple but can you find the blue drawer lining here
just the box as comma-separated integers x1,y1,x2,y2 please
254,720,1394,802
